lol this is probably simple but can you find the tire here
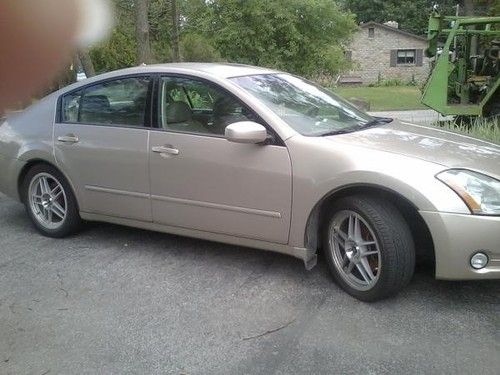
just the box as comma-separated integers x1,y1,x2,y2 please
323,195,415,302
21,163,82,238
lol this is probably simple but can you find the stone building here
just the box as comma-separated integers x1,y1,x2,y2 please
342,21,430,85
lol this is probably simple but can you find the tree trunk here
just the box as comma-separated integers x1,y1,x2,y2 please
136,0,152,64
77,48,96,77
171,0,180,62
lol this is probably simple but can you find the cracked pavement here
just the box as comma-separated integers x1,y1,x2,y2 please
0,193,499,374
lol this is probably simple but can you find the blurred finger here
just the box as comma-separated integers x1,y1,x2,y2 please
0,0,112,112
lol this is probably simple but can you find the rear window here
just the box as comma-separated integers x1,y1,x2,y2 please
60,76,150,127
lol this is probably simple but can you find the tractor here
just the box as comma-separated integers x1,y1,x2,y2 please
421,8,500,118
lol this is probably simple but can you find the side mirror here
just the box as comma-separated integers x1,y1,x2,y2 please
225,121,268,144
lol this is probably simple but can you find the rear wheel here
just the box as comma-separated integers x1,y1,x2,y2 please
22,164,82,238
323,195,415,301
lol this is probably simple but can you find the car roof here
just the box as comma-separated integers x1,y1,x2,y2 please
57,63,281,95
95,63,279,80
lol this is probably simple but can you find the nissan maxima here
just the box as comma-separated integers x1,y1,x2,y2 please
0,63,499,301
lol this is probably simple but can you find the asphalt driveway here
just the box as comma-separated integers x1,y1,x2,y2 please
0,193,499,375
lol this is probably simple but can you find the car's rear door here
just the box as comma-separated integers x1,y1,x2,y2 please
148,75,292,244
54,75,153,221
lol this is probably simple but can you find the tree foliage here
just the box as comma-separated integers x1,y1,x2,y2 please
87,0,357,77
204,0,356,76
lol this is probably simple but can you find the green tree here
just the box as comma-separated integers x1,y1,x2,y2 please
205,0,356,77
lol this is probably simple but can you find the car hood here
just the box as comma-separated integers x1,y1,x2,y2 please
327,120,500,178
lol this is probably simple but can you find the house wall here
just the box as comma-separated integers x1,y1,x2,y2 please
348,25,430,84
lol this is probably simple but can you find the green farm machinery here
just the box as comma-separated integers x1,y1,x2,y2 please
421,8,500,118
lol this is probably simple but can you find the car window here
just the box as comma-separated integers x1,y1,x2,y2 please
61,76,150,127
159,76,255,136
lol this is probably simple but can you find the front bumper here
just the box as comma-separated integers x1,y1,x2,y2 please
420,211,500,280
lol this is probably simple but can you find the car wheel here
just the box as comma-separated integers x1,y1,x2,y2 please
22,164,82,238
323,195,415,301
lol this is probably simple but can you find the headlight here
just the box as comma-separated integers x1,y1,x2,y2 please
436,169,500,215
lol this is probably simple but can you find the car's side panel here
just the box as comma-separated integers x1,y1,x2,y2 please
54,124,152,221
0,94,59,200
149,131,293,244
0,153,26,200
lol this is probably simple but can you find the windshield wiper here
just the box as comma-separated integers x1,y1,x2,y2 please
319,128,358,136
318,117,393,137
361,117,393,128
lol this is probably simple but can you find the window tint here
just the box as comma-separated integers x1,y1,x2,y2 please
61,76,150,126
159,77,255,135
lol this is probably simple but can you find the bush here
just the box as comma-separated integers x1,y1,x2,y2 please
435,117,500,144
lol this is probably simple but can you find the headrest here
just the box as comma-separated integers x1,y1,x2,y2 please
213,97,239,116
166,101,192,123
80,95,111,112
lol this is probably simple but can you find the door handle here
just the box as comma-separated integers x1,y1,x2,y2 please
152,146,179,155
57,134,79,144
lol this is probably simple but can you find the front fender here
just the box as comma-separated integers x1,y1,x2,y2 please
286,135,470,248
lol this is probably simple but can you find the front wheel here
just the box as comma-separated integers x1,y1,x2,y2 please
323,195,415,301
22,164,82,238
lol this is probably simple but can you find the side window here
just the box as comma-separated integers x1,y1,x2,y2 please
159,76,255,136
61,76,150,126
62,90,83,122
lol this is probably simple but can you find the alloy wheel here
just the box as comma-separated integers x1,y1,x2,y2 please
28,172,67,230
328,210,381,291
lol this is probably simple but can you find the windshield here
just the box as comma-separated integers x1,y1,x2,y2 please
231,74,376,136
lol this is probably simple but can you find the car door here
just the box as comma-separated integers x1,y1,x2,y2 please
54,75,153,221
149,75,292,244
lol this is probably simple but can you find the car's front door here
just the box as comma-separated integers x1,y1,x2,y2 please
149,75,292,243
54,75,153,221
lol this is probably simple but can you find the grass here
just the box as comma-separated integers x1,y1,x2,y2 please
434,118,500,144
332,85,427,111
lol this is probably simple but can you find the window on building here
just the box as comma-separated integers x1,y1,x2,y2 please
368,27,375,38
397,49,416,65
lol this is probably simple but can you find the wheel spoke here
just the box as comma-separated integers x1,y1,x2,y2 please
361,250,378,257
332,229,348,248
32,195,43,203
358,258,376,282
345,260,355,274
355,263,371,283
40,177,50,195
358,240,376,246
42,207,49,221
336,229,348,241
341,253,349,267
38,179,45,195
354,215,362,241
51,184,63,199
51,201,66,219
348,215,355,238
47,208,53,223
